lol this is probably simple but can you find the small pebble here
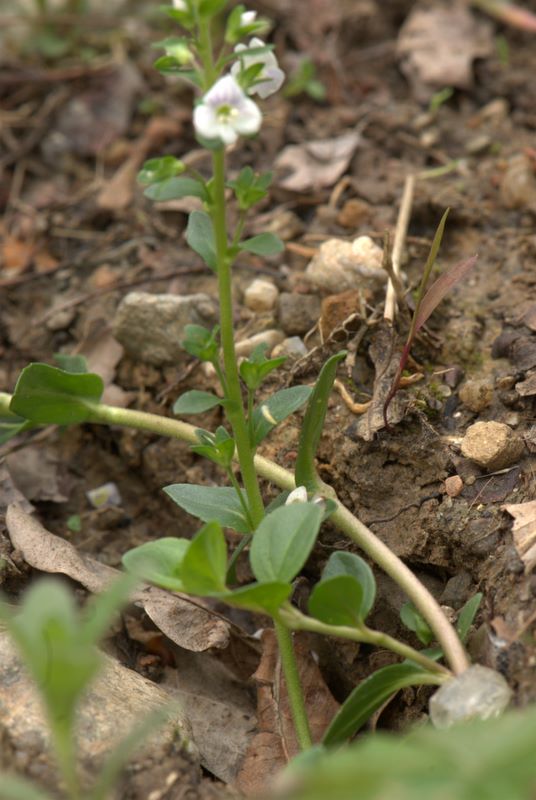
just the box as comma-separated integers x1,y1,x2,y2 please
444,475,464,497
500,154,536,210
459,379,493,412
271,336,308,359
336,198,371,228
278,292,321,336
306,236,385,293
460,421,524,470
465,134,492,155
430,665,512,729
478,97,509,123
443,365,464,389
243,279,279,312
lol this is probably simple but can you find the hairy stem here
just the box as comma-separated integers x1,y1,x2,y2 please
274,620,312,750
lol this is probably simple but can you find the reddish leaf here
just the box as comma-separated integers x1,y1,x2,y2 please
414,254,478,333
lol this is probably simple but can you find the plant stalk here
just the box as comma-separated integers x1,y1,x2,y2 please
274,620,313,750
0,390,469,675
280,606,449,677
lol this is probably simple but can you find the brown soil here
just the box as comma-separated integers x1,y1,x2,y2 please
1,0,536,796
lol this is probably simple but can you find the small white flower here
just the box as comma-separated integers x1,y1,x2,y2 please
231,37,285,99
193,75,262,145
240,10,257,26
172,0,187,10
285,486,308,505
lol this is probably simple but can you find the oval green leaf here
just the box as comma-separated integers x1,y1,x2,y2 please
250,503,323,583
181,521,227,595
122,537,190,592
221,581,292,614
238,232,284,256
323,551,376,620
186,210,217,271
252,385,312,446
164,484,251,533
308,575,364,628
173,390,222,415
10,363,104,425
144,176,207,202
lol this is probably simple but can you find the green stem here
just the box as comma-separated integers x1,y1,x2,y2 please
0,387,469,675
227,467,254,530
274,620,312,750
51,720,81,800
211,147,265,527
280,606,449,677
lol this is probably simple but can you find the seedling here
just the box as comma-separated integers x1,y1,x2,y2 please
0,575,168,800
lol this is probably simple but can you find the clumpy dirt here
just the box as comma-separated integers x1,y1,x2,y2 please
1,0,536,796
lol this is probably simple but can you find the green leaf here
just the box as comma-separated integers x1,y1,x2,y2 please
0,774,55,800
322,552,376,620
199,0,228,15
144,176,206,202
173,390,222,414
400,602,434,646
456,592,482,642
182,324,219,362
53,353,88,373
295,352,346,492
138,155,185,185
221,581,292,614
122,537,190,592
191,426,235,468
186,210,217,270
238,233,284,256
308,575,364,627
181,521,228,595
164,484,251,533
10,363,104,425
250,503,323,583
309,575,364,628
252,385,313,446
323,663,432,746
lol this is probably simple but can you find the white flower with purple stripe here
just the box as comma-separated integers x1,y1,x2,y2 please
193,75,262,145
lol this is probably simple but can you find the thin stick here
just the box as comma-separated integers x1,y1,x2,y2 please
384,174,415,323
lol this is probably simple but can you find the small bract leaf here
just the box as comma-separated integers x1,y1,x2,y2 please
295,352,346,491
164,484,251,533
173,390,222,414
250,503,323,583
181,521,228,595
322,551,376,620
400,602,435,646
308,575,364,627
323,663,431,746
10,363,104,425
53,353,88,373
252,385,312,445
122,537,190,592
238,232,284,256
456,592,482,642
221,581,292,614
186,210,217,271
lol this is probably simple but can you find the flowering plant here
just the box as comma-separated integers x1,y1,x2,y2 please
0,0,485,779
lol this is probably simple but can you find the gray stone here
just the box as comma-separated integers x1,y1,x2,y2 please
430,665,512,729
460,421,524,470
272,336,308,360
113,291,218,366
278,292,321,336
305,236,385,293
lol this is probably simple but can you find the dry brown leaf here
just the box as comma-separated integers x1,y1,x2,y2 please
97,116,183,211
503,500,536,572
275,132,360,192
6,446,68,503
397,5,493,100
6,505,229,652
236,629,339,796
1,234,34,274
